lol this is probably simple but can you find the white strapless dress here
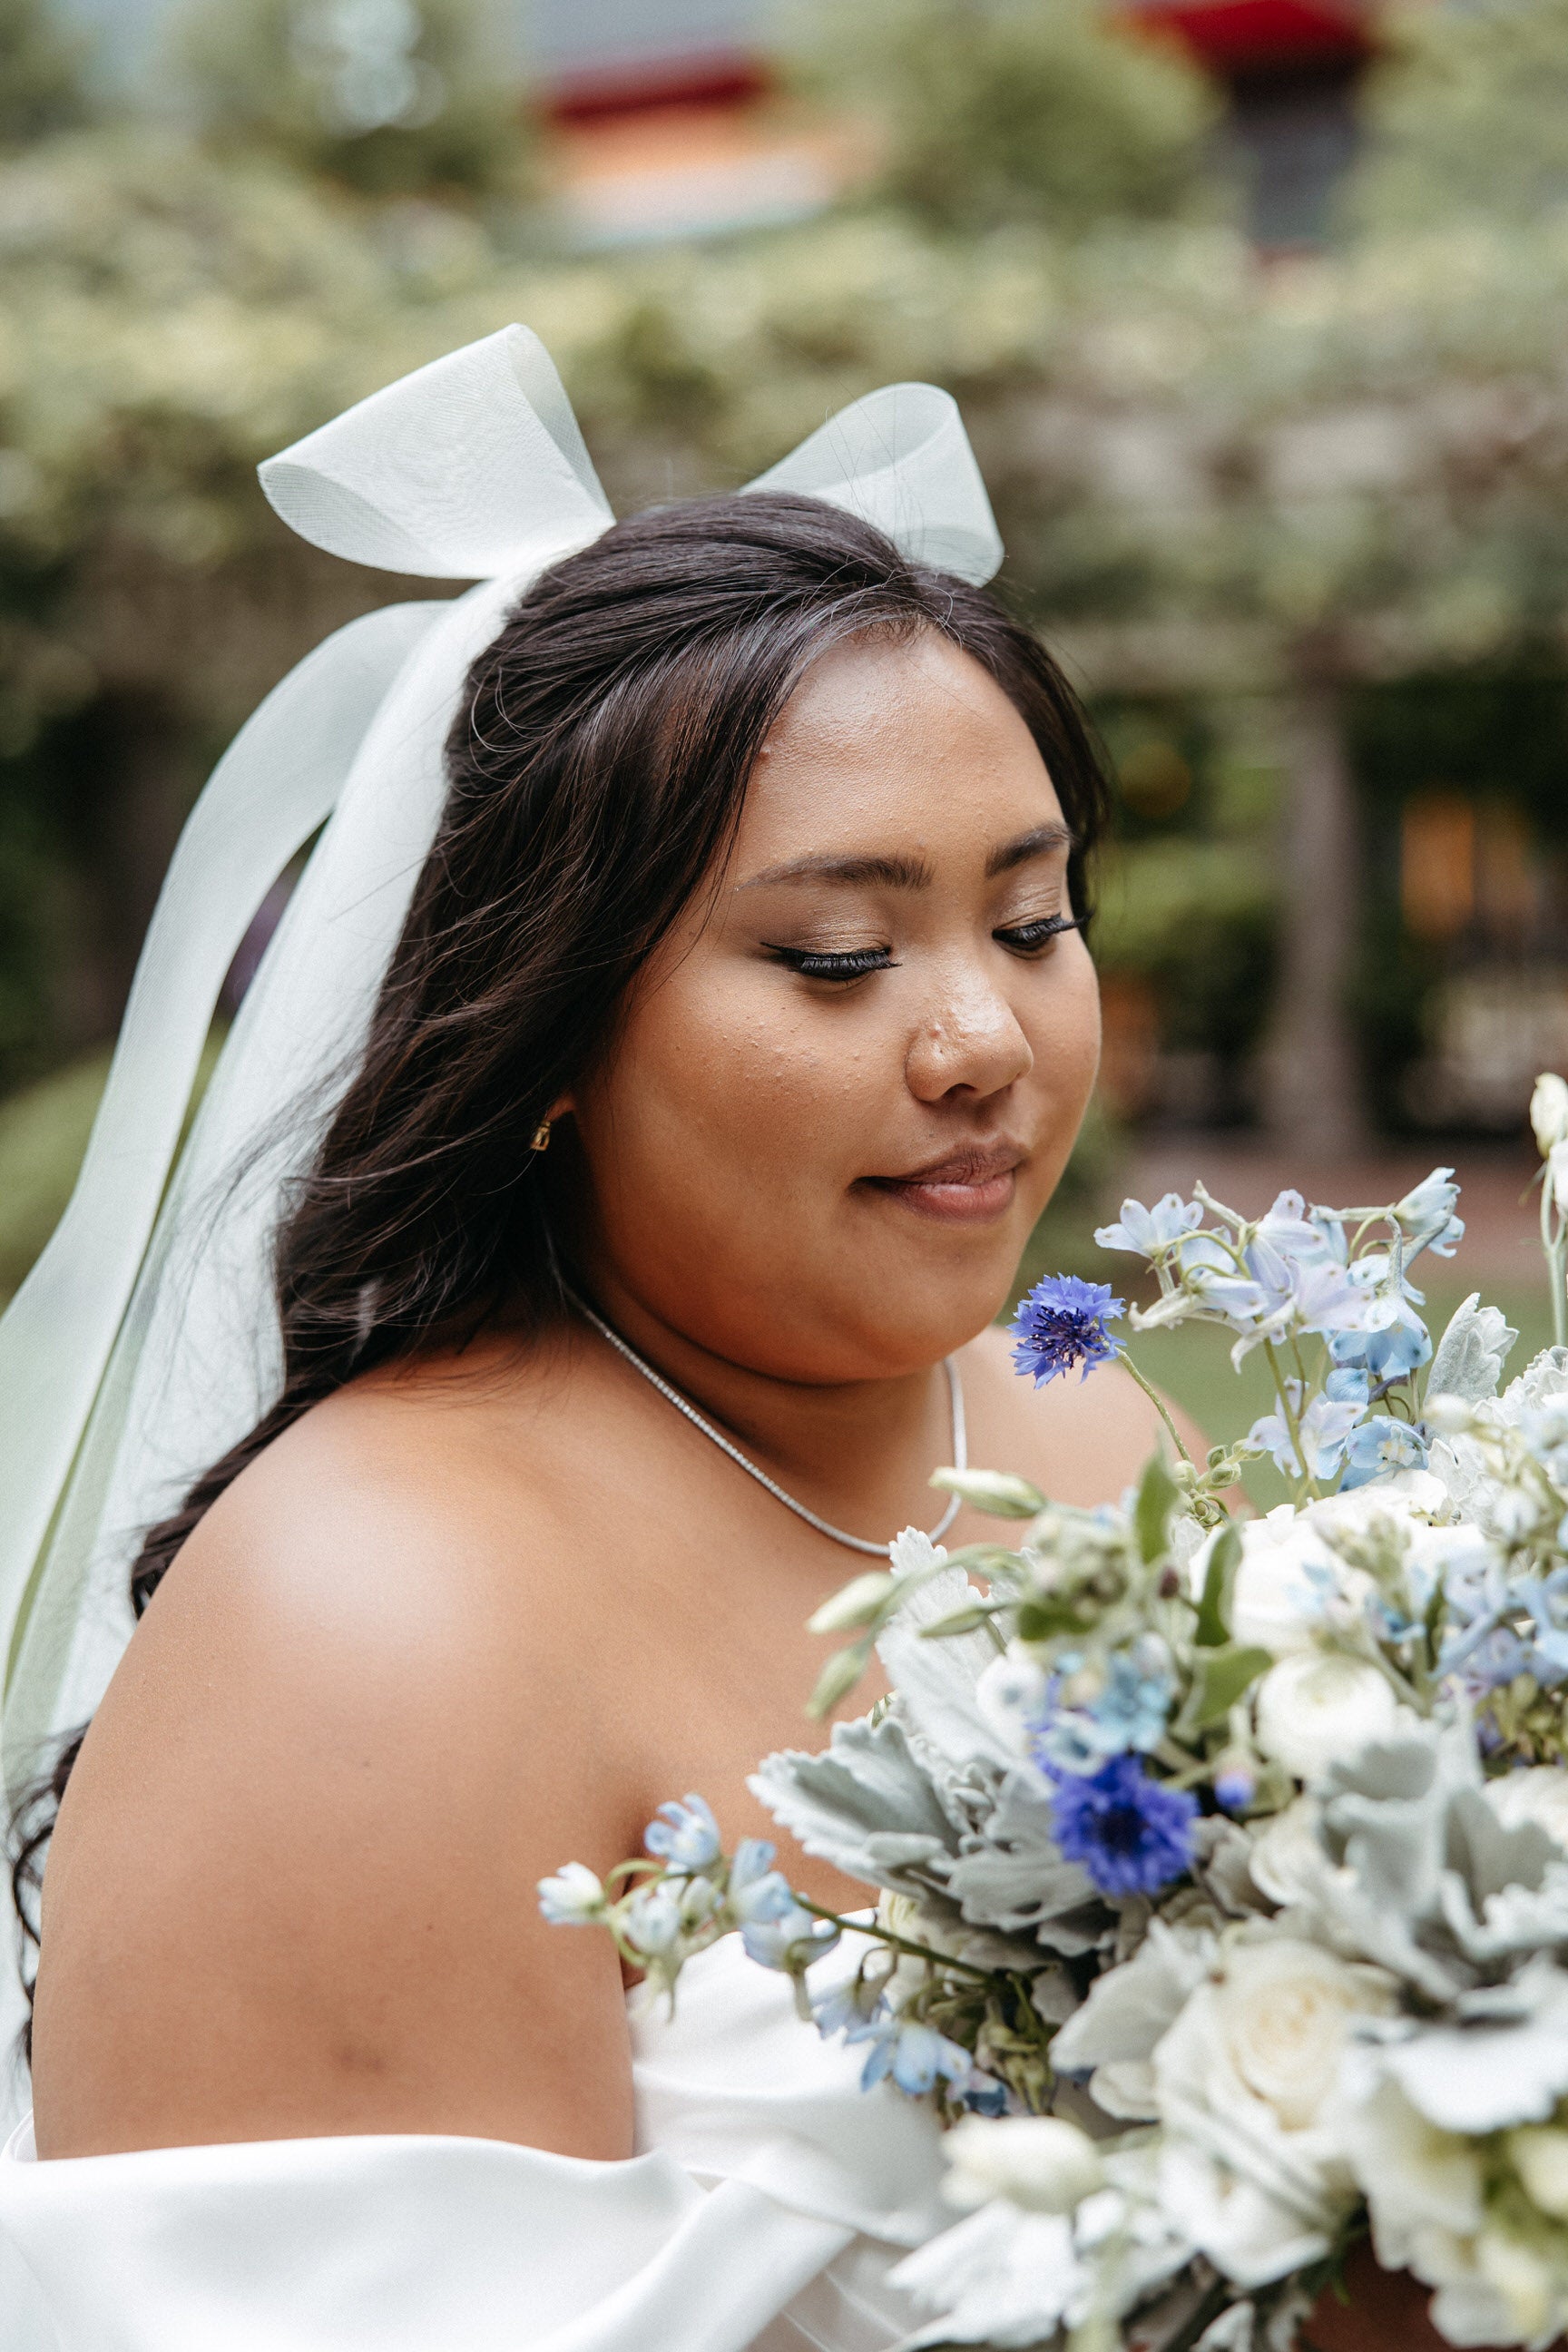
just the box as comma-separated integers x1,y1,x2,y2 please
0,1934,948,2351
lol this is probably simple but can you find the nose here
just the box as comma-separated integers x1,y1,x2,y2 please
905,960,1034,1104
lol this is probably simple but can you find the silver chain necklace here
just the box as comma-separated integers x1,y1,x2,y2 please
564,1288,966,1558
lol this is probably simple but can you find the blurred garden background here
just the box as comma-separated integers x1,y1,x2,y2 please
4,0,1568,1453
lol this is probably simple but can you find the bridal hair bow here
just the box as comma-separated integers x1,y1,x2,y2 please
0,326,1004,1829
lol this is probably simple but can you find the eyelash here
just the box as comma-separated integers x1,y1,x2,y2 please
766,916,1083,985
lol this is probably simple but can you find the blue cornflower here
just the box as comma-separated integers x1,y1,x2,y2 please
1011,1275,1125,1387
644,1793,722,1871
1048,1754,1198,1898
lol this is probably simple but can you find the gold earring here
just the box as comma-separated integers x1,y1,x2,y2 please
530,1119,553,1153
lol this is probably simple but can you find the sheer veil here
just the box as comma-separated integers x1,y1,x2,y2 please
0,320,1004,2084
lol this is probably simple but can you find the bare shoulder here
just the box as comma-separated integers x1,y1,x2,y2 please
956,1324,1206,1510
33,1336,641,2161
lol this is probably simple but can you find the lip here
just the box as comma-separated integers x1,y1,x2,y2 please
859,1141,1028,1225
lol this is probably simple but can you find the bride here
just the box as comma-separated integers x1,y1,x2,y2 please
0,328,1185,2349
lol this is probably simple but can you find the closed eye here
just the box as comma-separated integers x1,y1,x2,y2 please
763,944,897,984
995,915,1083,956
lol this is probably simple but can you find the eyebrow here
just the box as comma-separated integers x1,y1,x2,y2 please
739,823,1074,895
985,821,1076,878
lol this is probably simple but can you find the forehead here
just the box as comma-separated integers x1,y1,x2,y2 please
735,630,1063,863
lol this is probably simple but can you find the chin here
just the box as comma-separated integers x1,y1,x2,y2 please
836,1249,1023,1377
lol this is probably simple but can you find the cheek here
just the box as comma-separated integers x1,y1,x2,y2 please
582,974,876,1218
1025,947,1102,1115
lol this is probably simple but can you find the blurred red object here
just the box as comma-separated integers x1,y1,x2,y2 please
1127,0,1372,70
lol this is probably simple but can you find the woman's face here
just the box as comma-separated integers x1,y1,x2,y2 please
568,630,1102,1380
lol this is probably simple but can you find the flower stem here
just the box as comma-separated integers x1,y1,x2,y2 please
1116,1348,1196,1468
1541,1168,1567,1350
795,1898,997,1983
1264,1338,1321,1502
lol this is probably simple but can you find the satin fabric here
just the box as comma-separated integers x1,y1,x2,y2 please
0,1934,947,2351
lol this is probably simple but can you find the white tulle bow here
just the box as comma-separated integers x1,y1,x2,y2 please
0,325,1004,1902
257,324,1001,585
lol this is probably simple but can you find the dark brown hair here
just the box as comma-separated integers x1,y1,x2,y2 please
11,490,1110,2043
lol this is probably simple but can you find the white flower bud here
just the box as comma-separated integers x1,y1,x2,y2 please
807,1571,896,1634
537,1863,607,1925
1533,1073,1568,1157
942,2113,1105,2216
1511,2128,1568,2220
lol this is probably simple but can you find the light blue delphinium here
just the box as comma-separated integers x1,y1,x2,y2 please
1246,1376,1368,1482
1331,1265,1432,1385
1030,1642,1176,1771
851,2014,975,2097
1339,1415,1429,1489
728,1840,840,1970
1010,1275,1125,1386
644,1792,722,1872
622,1883,683,1958
1093,1192,1203,1257
740,1901,840,1972
1394,1167,1465,1260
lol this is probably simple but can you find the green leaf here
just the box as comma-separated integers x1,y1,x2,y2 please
806,1642,869,1720
1133,1450,1181,1563
1016,1595,1095,1643
930,1467,1046,1519
942,1542,1030,1580
1178,1642,1272,1734
1194,1521,1242,1648
918,1601,1005,1639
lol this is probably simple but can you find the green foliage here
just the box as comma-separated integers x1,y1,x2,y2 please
0,0,87,148
1094,838,1278,1067
0,0,88,146
1349,0,1568,237
802,0,1220,237
170,0,528,198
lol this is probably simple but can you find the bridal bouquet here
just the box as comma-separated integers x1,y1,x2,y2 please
544,1076,1568,2352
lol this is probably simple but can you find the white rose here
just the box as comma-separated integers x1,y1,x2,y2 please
1201,1507,1378,1659
1487,1769,1568,1856
943,2113,1105,2215
1151,1936,1390,2285
1210,1936,1391,2132
1254,1651,1399,1783
1246,1794,1331,1910
1334,2066,1492,2322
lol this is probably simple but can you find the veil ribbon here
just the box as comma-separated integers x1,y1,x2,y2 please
0,324,1004,1835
